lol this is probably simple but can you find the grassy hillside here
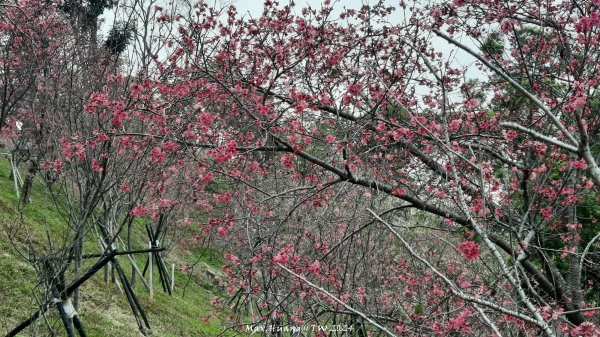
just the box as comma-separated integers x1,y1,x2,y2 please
0,158,230,337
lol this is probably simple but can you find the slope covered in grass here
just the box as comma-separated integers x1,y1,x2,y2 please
0,158,229,337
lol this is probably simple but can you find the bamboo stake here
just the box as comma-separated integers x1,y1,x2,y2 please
131,264,136,287
148,241,153,301
157,248,172,295
10,157,19,198
124,251,151,291
82,247,165,259
55,302,75,337
171,263,175,293
114,270,124,293
7,251,117,337
14,162,23,186
104,261,110,283
72,316,87,337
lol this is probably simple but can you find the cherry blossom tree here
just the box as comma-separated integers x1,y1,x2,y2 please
1,0,193,329
3,0,600,336
127,1,597,335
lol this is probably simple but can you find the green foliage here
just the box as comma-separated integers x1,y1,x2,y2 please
104,22,134,55
60,0,114,25
481,37,504,56
205,178,229,193
384,101,410,121
86,0,113,22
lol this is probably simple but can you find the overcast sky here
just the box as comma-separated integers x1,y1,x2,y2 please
232,0,398,17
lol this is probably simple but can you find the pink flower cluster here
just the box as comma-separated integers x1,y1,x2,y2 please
458,240,480,261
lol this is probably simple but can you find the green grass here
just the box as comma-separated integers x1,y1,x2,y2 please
0,158,232,337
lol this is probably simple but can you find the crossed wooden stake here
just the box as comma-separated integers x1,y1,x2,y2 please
6,218,172,337
142,214,172,297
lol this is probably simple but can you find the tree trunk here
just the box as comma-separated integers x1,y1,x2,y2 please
20,160,38,204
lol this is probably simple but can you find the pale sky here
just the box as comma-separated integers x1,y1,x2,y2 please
232,0,398,17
